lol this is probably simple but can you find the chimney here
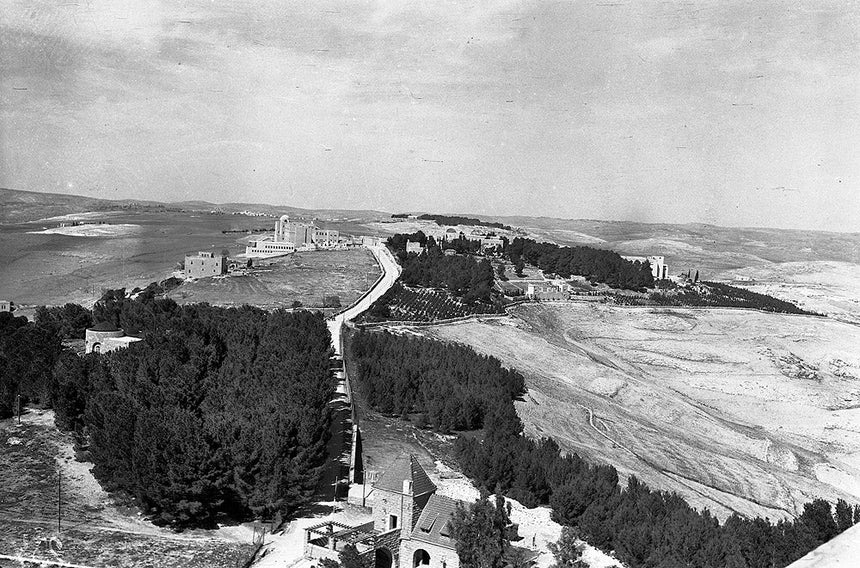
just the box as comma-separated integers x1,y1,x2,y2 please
403,479,413,495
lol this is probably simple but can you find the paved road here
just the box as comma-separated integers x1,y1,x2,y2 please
327,244,401,355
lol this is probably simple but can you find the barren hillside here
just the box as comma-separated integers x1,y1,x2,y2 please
419,303,860,520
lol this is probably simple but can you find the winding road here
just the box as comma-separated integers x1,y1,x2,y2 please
327,244,401,355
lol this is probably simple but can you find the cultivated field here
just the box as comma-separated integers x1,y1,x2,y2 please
419,303,860,521
0,410,255,568
167,249,380,311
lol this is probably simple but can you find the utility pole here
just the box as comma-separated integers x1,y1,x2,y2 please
57,467,62,534
16,394,21,424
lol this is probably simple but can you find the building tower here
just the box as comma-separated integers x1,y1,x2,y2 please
371,454,437,538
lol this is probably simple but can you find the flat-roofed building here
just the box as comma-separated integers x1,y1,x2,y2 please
525,281,567,300
185,251,227,279
245,238,296,257
313,228,340,248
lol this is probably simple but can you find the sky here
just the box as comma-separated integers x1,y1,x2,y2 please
1,0,858,232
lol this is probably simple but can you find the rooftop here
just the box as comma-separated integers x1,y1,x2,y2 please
409,494,461,549
373,454,436,497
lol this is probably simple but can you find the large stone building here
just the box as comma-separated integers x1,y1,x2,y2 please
275,215,316,247
305,455,536,568
185,251,227,279
305,455,470,568
246,215,342,257
314,228,340,248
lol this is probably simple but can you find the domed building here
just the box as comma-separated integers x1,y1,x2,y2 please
84,322,142,354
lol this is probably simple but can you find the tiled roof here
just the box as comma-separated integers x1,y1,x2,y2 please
409,494,462,549
373,454,436,497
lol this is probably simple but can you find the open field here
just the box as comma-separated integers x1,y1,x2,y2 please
0,410,255,567
167,249,380,310
418,303,860,521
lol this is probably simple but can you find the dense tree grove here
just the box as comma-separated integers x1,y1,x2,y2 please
390,213,512,231
34,303,93,339
52,293,336,527
347,330,524,433
650,282,817,315
350,329,857,567
387,232,496,305
505,237,654,291
0,312,63,417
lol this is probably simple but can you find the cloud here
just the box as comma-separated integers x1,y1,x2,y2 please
0,0,858,231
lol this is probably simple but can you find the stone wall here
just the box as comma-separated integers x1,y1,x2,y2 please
374,528,401,568
400,539,459,568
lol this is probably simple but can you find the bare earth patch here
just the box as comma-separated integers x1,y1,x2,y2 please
0,410,255,568
418,303,860,520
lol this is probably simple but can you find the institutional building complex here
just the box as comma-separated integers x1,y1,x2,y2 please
245,215,342,257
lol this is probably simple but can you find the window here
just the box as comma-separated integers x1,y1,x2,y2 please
413,549,430,567
388,515,398,530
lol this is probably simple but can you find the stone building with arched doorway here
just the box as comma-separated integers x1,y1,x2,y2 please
304,454,462,568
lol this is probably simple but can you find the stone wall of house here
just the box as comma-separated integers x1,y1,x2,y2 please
372,490,406,533
374,528,401,568
400,539,459,568
371,489,432,537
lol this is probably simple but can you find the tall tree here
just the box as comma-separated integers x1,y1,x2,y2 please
548,527,588,568
451,494,512,568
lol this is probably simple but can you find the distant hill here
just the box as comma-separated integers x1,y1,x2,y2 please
490,215,860,268
3,187,857,269
0,188,389,225
0,188,115,224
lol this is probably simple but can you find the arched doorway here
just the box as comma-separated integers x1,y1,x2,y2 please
375,548,392,568
413,549,430,568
